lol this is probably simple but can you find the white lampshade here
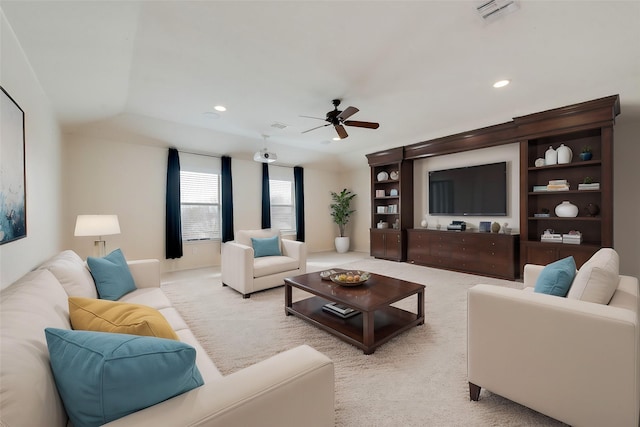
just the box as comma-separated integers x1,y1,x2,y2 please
74,215,120,257
74,215,120,237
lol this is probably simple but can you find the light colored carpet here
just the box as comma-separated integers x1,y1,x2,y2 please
162,256,566,426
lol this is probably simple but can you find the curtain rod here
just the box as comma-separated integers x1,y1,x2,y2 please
178,150,221,159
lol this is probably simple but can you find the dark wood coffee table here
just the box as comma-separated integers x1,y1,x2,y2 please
284,270,425,354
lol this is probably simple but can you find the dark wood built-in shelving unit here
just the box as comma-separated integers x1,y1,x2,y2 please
366,148,413,261
366,95,619,277
517,96,619,270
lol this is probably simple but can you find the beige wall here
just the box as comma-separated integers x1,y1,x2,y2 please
0,12,62,289
613,119,640,278
62,125,634,275
62,130,347,271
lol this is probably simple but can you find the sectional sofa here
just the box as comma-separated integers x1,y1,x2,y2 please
0,250,334,427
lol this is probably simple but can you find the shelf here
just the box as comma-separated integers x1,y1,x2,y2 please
527,216,601,221
368,154,413,261
528,160,601,171
526,240,601,249
529,190,601,195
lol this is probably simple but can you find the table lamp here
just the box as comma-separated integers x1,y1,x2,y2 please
74,215,120,257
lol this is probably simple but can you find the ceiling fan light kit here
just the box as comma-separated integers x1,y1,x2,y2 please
302,99,380,139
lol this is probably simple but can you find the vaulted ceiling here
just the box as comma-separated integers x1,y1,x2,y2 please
2,1,639,167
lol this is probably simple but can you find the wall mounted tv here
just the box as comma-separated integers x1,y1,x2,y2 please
428,161,507,216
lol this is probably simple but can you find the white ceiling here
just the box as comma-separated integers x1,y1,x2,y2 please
2,1,639,167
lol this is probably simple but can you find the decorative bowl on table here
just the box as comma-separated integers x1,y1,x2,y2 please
329,271,371,286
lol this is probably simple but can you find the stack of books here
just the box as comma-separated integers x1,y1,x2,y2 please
578,182,600,191
541,233,562,243
547,179,570,191
322,302,360,319
562,232,583,245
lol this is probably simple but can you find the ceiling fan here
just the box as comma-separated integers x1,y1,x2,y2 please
301,99,380,139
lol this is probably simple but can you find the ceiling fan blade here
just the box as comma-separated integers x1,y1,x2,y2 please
302,123,330,134
343,120,380,129
299,115,327,121
337,106,359,121
335,125,348,139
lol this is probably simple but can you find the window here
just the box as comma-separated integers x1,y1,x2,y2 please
180,171,220,241
269,178,295,233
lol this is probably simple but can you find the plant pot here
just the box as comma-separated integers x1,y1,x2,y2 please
579,152,592,161
335,237,350,253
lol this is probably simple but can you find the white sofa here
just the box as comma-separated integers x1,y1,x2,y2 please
468,259,639,427
221,229,306,298
0,250,334,427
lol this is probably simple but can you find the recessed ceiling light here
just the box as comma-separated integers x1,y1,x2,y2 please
332,137,341,141
214,105,226,112
493,79,510,88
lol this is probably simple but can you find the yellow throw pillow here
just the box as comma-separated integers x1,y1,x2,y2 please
68,297,179,340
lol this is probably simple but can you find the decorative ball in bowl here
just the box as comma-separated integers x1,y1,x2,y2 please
329,271,371,286
319,270,338,280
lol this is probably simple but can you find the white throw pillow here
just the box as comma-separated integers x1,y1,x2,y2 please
567,248,619,304
37,250,98,298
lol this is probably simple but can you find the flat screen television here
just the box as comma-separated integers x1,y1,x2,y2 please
428,161,507,216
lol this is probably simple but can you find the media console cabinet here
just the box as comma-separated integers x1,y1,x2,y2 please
406,229,520,280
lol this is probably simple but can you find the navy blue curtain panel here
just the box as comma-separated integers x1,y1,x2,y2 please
294,166,305,242
261,163,271,229
165,148,183,259
221,156,234,242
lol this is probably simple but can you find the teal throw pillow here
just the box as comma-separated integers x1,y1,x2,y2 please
87,248,136,300
251,235,282,258
45,328,203,427
534,256,577,297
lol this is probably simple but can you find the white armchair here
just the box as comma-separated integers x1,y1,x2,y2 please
221,229,307,298
467,257,639,427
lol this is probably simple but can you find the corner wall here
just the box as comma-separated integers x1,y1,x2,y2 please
613,119,640,278
0,11,62,289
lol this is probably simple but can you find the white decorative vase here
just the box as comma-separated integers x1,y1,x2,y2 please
545,146,557,165
335,237,350,253
555,201,579,218
557,144,573,164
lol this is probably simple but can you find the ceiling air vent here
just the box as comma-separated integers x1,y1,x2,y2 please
476,0,519,21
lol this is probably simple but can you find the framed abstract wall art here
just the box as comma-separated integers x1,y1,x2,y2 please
0,86,26,244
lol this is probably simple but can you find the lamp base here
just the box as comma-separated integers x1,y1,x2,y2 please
94,240,107,257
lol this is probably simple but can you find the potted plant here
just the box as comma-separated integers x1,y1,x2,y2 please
330,188,356,253
580,145,593,161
